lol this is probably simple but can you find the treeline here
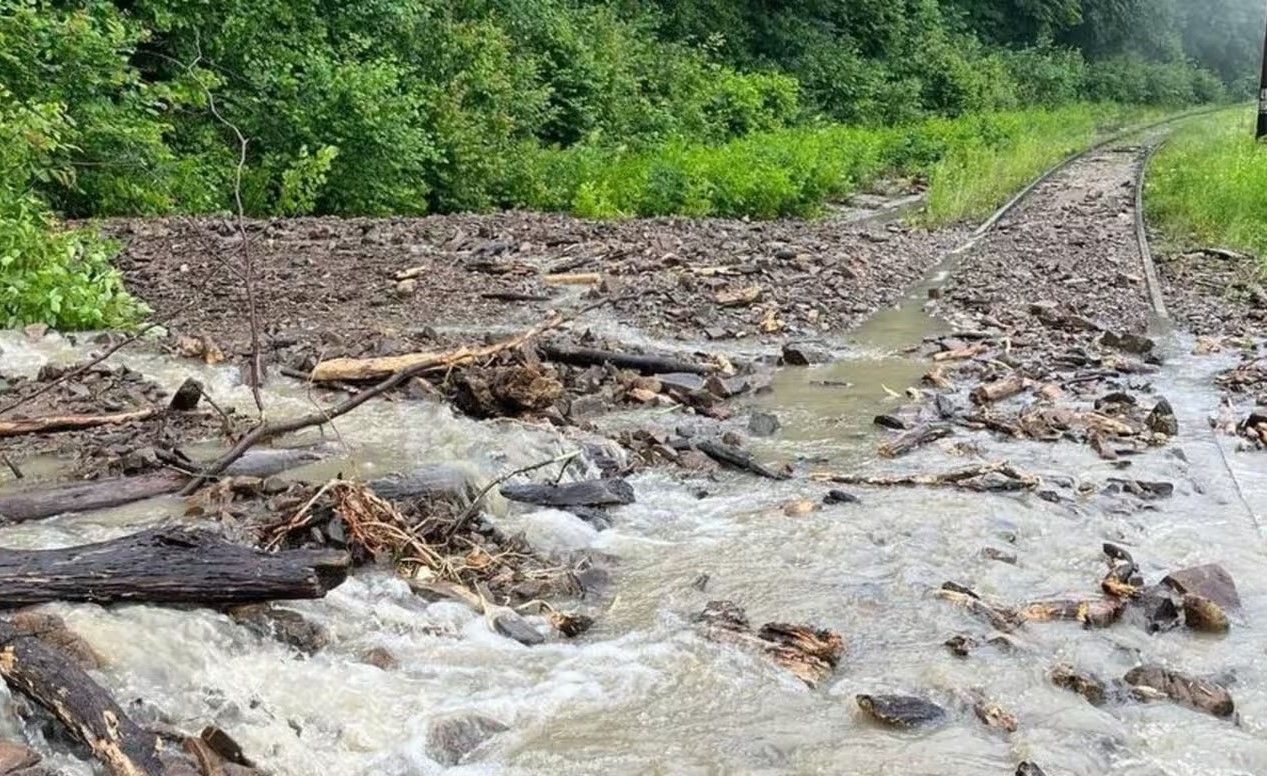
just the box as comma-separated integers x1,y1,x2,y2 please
0,0,1256,222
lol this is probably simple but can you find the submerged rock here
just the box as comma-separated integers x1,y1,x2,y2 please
855,694,946,728
747,411,781,437
425,712,509,766
1050,663,1107,706
823,489,860,505
1123,664,1234,717
1015,763,1047,776
228,604,329,655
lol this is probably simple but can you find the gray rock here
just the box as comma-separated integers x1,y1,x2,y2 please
747,411,781,437
1146,398,1179,435
1101,330,1154,354
426,713,509,766
781,342,831,366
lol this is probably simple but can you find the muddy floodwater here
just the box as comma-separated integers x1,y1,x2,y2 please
2,288,1264,776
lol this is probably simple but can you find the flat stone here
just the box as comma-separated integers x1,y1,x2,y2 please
1101,330,1154,354
1124,664,1234,717
855,694,946,728
425,712,509,766
823,489,860,505
1163,564,1241,610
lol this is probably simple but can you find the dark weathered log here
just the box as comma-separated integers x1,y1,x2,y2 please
0,446,325,523
0,527,348,607
500,478,634,508
539,344,711,376
0,409,158,439
877,423,953,458
694,439,789,480
0,618,164,775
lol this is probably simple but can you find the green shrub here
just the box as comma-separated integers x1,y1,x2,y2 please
0,92,141,329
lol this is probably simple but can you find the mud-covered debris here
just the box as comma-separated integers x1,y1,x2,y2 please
697,600,843,687
935,585,1022,632
452,363,564,418
855,694,946,728
500,477,635,508
1123,664,1234,717
1050,663,1107,705
972,697,1018,733
174,333,226,364
971,375,1025,405
1163,564,1241,610
425,712,509,766
547,610,594,638
1182,594,1229,633
1021,598,1124,628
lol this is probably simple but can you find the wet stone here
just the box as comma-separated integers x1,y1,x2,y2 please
1123,664,1234,717
1163,564,1241,610
1146,398,1179,436
1101,330,1154,355
359,646,399,671
855,694,946,728
1050,663,1107,706
1182,594,1229,633
1015,763,1047,776
425,712,509,766
980,547,1017,564
228,604,329,655
747,411,781,437
823,489,860,505
781,342,831,366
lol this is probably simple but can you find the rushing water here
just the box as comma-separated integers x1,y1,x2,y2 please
0,296,1265,775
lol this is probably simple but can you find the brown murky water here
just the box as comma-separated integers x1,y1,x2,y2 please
2,275,1264,776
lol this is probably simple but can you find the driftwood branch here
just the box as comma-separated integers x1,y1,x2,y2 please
0,409,159,439
538,344,713,376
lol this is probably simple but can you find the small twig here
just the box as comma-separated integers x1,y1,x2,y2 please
0,454,22,480
444,450,581,541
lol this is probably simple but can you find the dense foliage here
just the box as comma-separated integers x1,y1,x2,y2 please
0,0,1258,326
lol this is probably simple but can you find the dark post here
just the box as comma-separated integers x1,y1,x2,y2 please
1259,5,1267,139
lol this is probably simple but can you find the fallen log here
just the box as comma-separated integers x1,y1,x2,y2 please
0,618,164,775
0,527,348,607
0,446,326,523
694,439,790,480
877,423,953,458
500,478,635,508
970,375,1025,405
309,312,566,383
539,344,712,376
0,409,158,439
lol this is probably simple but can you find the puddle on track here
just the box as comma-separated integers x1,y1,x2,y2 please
1,298,1265,775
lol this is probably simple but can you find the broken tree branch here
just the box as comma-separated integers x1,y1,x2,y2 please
0,409,159,439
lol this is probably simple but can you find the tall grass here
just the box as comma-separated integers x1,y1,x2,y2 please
511,104,1163,223
1146,108,1267,262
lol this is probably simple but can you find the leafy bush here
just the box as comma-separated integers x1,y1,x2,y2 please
0,92,141,329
